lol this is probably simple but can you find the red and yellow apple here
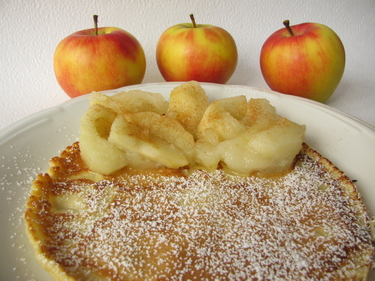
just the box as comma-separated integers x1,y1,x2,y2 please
54,15,146,98
156,14,238,84
260,20,345,102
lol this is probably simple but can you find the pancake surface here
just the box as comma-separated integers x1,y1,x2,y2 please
25,142,375,280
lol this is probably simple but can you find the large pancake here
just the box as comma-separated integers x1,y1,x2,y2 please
24,141,375,280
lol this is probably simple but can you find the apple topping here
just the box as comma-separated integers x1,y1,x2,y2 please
108,111,195,168
197,96,248,142
80,104,161,173
195,97,305,175
79,104,129,175
79,81,305,175
90,90,169,115
217,117,305,175
166,81,209,139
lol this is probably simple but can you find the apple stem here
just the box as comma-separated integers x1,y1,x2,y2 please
283,20,294,36
93,15,99,35
190,14,197,28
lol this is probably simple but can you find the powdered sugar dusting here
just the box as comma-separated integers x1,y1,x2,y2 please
25,144,375,280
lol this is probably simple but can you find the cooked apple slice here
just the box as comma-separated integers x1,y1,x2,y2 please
79,104,128,175
108,112,195,168
243,98,278,129
218,117,306,175
216,94,247,119
166,81,209,138
197,95,247,141
90,90,169,115
194,141,221,171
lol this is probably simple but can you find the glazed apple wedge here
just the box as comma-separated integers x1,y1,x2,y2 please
108,112,195,169
218,117,306,175
90,90,169,115
166,81,209,138
197,95,248,141
79,104,129,175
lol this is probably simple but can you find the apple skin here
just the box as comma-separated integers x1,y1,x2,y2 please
156,23,238,84
260,22,345,102
54,27,146,98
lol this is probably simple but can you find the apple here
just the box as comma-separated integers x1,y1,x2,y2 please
54,15,146,98
260,20,345,102
156,14,238,84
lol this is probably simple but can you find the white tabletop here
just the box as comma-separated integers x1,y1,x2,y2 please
1,0,374,131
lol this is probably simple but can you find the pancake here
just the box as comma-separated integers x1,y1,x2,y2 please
24,141,375,280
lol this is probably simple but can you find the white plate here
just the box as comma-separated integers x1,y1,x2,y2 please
1,82,374,280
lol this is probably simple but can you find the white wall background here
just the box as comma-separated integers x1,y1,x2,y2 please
1,0,375,129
